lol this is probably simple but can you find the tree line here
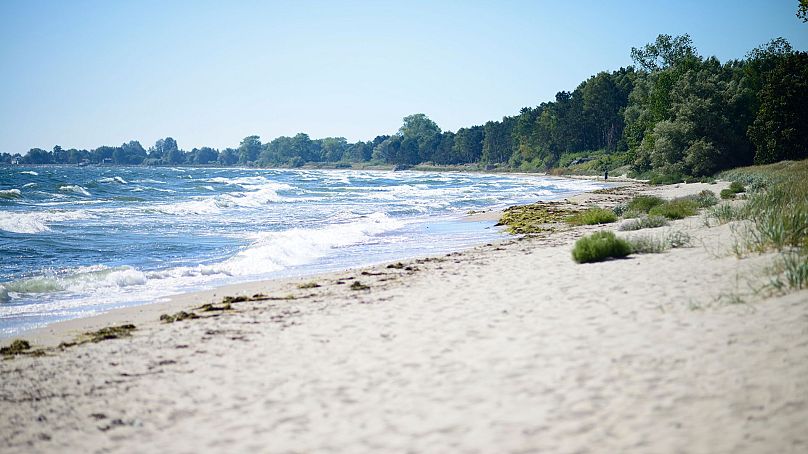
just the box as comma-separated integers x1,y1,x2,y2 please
4,34,807,179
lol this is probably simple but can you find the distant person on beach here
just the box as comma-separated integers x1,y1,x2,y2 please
604,169,608,180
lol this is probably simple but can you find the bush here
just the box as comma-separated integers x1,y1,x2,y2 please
648,198,699,219
626,195,665,214
619,215,669,231
627,231,693,254
728,181,746,193
649,172,685,185
692,190,719,208
572,231,632,263
720,188,736,199
567,207,618,226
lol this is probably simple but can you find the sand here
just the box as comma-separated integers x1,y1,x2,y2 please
2,180,807,453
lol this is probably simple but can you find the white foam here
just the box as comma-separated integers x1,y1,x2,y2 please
58,185,91,196
0,210,93,234
22,183,37,189
20,171,38,176
98,176,128,184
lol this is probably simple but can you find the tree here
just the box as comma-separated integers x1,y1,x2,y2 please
748,52,808,163
238,135,262,164
630,34,699,72
22,148,51,164
799,0,808,22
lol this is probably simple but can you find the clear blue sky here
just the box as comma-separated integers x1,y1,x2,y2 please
0,0,805,153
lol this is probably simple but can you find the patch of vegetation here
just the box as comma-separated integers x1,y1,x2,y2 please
648,198,699,219
707,203,747,225
691,190,719,208
619,215,669,231
386,262,405,269
197,302,232,312
297,281,320,289
728,181,746,193
1,339,31,356
717,159,808,292
626,195,665,214
497,203,572,234
720,188,736,199
572,231,632,263
350,281,370,291
566,207,618,226
648,172,685,185
82,324,136,343
627,231,693,254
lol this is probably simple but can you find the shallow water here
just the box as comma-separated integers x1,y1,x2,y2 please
0,166,604,335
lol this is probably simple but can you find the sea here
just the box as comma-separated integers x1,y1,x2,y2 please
0,166,605,336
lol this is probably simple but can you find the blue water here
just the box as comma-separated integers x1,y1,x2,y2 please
0,166,604,335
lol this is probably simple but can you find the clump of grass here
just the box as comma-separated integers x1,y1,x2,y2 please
497,203,572,234
297,281,320,289
707,203,746,225
691,190,719,208
1,339,31,356
572,231,632,263
619,215,669,231
720,188,736,200
729,181,746,193
648,198,699,220
627,231,692,254
350,281,370,290
566,207,617,226
626,195,665,214
771,251,808,291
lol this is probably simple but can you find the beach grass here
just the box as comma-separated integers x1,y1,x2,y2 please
648,198,700,220
566,207,618,226
619,215,669,231
572,231,632,263
718,159,808,290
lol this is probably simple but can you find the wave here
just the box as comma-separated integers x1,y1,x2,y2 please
22,183,37,189
206,212,404,276
0,210,93,234
98,176,128,184
20,171,38,176
0,189,22,199
58,185,91,196
0,265,147,299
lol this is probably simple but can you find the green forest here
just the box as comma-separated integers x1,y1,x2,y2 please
4,34,807,181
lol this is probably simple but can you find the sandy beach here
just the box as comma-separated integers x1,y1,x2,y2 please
2,180,807,453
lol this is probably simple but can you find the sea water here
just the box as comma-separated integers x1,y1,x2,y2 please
0,166,604,335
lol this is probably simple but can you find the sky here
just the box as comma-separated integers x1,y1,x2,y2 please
0,0,806,154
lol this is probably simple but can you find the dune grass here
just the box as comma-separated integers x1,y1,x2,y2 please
619,215,669,231
648,198,699,220
566,207,618,226
718,159,808,291
572,231,632,263
627,231,692,254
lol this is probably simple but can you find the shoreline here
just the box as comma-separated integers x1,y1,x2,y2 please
3,178,807,452
1,172,618,342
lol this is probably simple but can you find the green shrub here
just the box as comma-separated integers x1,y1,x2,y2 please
572,231,632,263
692,190,719,208
567,207,618,226
626,195,665,214
720,188,736,199
649,172,685,185
648,198,699,219
728,181,746,193
619,215,669,231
